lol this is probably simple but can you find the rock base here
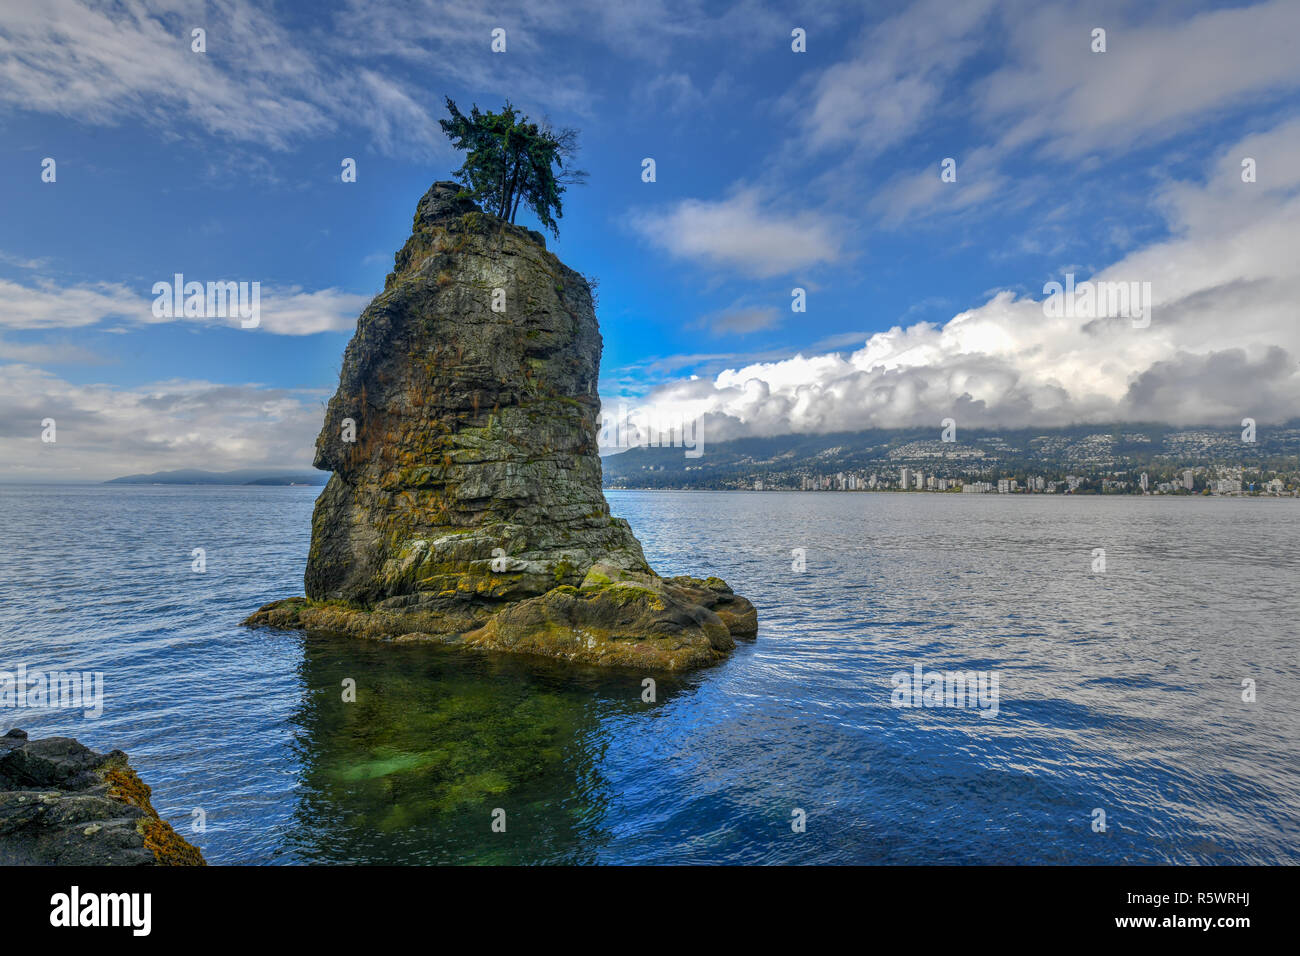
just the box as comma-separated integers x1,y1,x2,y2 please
246,562,757,671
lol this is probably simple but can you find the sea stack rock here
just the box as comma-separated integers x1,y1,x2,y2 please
0,729,205,866
246,182,756,669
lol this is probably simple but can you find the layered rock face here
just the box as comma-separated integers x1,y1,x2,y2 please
246,182,755,669
0,729,205,866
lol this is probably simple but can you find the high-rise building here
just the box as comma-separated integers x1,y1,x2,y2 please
900,467,912,490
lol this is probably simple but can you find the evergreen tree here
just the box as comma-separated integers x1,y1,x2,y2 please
439,98,586,237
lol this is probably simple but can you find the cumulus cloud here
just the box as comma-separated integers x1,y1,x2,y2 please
625,120,1300,438
631,188,843,277
0,364,324,480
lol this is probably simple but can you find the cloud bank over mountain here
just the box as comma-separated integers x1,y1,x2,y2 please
624,119,1300,440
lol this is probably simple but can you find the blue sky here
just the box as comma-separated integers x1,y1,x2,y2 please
2,0,1299,478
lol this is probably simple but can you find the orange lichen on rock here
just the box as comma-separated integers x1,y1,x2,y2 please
101,758,206,866
0,729,205,866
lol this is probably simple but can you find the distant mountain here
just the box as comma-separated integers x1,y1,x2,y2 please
106,468,328,486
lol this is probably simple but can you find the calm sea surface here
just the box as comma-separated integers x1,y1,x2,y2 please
1,484,1296,864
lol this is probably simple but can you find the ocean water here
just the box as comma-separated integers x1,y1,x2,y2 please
1,484,1296,865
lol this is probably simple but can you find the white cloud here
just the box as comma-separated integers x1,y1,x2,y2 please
0,0,328,147
0,279,146,330
0,0,780,156
786,0,1300,225
0,276,366,335
982,0,1300,159
794,0,996,155
631,188,843,277
868,145,1009,225
628,119,1300,437
255,288,370,336
0,337,106,364
701,304,782,336
0,252,47,269
0,364,324,480
0,0,440,156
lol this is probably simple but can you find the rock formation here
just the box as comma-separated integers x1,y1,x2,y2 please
246,182,755,670
0,729,205,865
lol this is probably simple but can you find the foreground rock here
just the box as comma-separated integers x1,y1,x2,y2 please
245,182,756,670
0,729,205,865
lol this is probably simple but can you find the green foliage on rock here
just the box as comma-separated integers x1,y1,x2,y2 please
439,98,586,238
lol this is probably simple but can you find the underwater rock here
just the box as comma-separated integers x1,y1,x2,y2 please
245,182,755,670
0,729,205,866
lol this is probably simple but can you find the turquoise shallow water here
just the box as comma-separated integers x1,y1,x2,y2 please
1,484,1297,864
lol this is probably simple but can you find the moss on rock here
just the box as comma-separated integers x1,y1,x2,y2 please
244,182,757,671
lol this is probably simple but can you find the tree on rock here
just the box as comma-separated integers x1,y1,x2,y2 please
439,98,587,237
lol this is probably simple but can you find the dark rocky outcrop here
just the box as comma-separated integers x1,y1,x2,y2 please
0,729,205,865
245,182,756,670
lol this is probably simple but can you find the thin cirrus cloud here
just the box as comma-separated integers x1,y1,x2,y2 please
780,0,1300,227
0,277,367,336
0,0,756,156
0,0,438,155
0,337,107,364
980,0,1300,159
0,0,333,148
697,303,783,337
791,0,997,157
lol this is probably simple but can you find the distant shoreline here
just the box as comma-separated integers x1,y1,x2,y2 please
603,486,1298,498
101,468,329,487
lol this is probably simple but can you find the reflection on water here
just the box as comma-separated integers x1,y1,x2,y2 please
283,636,677,864
1,485,1298,864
